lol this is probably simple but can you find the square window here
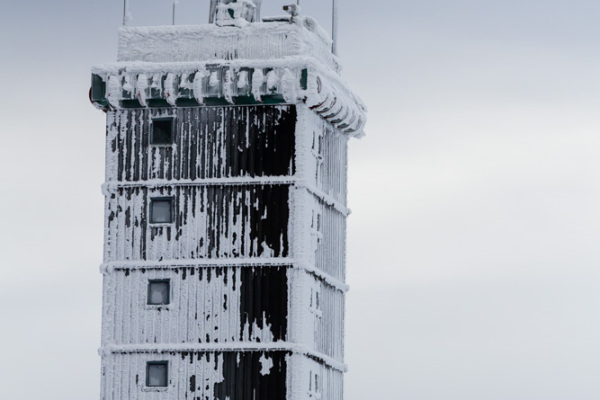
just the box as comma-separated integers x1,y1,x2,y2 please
146,361,168,387
151,118,174,145
150,198,174,224
148,280,170,305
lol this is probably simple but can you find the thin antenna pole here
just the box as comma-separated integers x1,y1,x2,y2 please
332,0,339,55
123,0,129,26
172,1,176,25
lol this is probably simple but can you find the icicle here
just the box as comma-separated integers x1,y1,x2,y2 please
192,70,206,104
209,71,220,88
136,74,148,107
251,69,264,102
164,73,178,106
122,75,133,97
106,75,121,108
223,69,234,104
281,68,297,103
237,70,249,90
266,69,279,93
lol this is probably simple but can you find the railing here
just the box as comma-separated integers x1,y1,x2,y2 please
120,0,339,54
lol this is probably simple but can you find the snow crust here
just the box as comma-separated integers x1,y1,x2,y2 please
117,19,337,72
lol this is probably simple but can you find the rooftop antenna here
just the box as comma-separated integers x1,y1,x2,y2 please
122,0,129,26
332,0,339,55
172,0,177,25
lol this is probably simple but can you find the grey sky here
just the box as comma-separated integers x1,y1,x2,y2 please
1,1,599,399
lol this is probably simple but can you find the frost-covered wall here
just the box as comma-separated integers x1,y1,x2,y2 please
102,267,288,346
105,106,296,182
96,14,361,400
116,21,339,72
102,351,289,400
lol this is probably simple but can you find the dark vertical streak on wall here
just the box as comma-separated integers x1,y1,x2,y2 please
240,267,288,341
214,352,288,400
250,186,289,258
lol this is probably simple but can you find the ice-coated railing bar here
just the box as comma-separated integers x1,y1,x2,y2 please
101,343,348,372
100,259,350,292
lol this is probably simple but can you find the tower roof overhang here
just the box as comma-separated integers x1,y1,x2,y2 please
91,19,366,137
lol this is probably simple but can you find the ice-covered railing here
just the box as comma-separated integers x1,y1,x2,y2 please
91,18,366,137
91,62,365,136
117,19,337,70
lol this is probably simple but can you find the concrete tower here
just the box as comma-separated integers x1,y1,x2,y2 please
90,1,366,399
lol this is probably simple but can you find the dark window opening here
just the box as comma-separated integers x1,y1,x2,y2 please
152,118,175,145
148,280,170,305
150,197,174,224
146,361,168,387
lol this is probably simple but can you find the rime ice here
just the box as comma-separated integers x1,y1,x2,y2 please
91,11,365,400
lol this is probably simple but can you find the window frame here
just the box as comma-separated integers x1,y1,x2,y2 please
149,197,175,225
150,117,176,146
147,279,171,306
145,361,169,388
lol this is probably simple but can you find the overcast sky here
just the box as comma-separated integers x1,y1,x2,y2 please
1,1,600,399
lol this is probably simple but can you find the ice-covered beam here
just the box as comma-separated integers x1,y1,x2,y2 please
91,64,366,136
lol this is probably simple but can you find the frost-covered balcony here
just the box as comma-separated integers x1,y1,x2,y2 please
91,18,366,136
117,19,339,69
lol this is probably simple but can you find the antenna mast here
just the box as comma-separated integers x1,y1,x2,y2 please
332,0,339,55
123,0,129,26
172,0,177,25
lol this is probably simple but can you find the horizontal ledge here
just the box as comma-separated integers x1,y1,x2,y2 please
100,258,349,293
102,178,350,216
100,342,347,372
91,58,366,137
103,176,296,190
102,257,293,270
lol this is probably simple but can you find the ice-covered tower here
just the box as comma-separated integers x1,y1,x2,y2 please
90,2,366,399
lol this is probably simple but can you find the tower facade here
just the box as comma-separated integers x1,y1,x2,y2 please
91,3,365,400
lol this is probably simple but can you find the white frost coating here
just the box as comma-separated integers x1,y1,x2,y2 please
116,21,339,72
260,241,275,258
242,312,275,343
281,68,297,103
102,267,242,346
251,68,264,101
223,69,234,103
266,69,279,92
215,0,255,27
122,74,133,95
209,70,220,88
237,70,249,89
193,69,207,103
106,75,121,108
135,73,148,106
164,72,177,106
259,354,274,376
